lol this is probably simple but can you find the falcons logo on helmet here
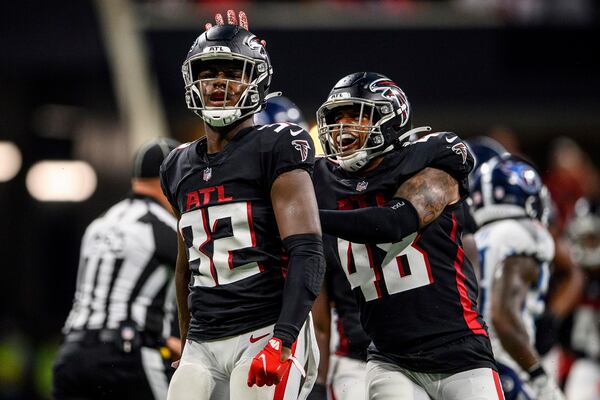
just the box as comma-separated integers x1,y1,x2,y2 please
292,140,311,162
369,78,410,126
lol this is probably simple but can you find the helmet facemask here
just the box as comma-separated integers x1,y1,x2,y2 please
182,53,269,127
317,99,397,172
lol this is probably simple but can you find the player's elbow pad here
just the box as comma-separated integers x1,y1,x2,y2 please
319,198,419,244
273,234,326,348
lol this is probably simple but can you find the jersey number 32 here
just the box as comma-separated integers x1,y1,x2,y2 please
179,202,261,287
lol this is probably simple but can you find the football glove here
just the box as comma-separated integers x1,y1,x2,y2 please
527,365,565,400
247,337,305,387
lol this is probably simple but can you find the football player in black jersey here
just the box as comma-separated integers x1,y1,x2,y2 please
160,11,324,400
312,72,504,399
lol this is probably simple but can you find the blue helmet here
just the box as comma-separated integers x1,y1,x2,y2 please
254,96,308,130
465,136,508,172
470,155,549,226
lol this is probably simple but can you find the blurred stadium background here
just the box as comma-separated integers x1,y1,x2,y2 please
1,0,599,398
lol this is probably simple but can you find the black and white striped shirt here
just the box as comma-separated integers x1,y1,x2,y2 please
63,194,177,342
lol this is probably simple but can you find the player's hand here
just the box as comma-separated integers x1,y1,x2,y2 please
247,338,294,387
529,373,565,400
204,10,267,47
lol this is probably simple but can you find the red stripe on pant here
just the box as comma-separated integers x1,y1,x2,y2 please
492,370,506,399
273,340,299,400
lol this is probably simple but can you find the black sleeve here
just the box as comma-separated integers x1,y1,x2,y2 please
461,201,478,235
153,220,178,267
427,133,474,198
272,234,326,348
405,132,475,198
159,161,179,213
262,126,316,188
319,198,420,244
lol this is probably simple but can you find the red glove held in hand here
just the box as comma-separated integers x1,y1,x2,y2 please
247,338,291,387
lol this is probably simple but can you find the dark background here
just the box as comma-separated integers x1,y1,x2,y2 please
1,0,599,398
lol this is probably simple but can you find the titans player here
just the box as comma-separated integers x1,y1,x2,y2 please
312,72,503,399
471,156,565,399
160,12,324,400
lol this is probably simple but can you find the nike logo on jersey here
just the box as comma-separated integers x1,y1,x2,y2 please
289,127,304,136
249,333,270,343
445,136,458,143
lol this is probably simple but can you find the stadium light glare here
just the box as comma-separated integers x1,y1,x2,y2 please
0,141,23,182
26,160,97,202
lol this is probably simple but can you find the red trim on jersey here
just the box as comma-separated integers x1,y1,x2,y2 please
273,339,299,400
449,211,459,241
246,201,265,272
334,318,350,357
451,213,487,336
411,234,434,283
492,370,505,399
396,255,407,277
247,202,257,247
198,208,218,285
366,244,383,298
346,242,353,275
375,193,386,207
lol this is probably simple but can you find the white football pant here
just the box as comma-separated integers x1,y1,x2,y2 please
167,317,318,400
366,359,505,400
327,355,367,400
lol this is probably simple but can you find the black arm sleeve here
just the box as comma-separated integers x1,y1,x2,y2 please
319,198,419,244
273,234,326,348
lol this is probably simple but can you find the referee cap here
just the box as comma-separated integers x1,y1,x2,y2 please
132,138,180,178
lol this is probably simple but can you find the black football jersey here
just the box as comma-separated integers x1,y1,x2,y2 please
314,132,495,373
160,123,315,341
324,236,371,361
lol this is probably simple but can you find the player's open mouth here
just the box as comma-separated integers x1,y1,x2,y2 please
208,91,230,106
338,133,360,150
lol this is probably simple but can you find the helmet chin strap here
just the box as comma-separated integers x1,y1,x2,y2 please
337,150,369,172
201,108,242,127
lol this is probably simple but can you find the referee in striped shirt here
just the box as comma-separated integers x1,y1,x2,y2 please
53,138,181,400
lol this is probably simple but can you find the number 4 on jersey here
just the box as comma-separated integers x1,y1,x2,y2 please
337,233,433,301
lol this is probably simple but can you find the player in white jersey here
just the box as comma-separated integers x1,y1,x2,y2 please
562,198,600,400
470,155,565,400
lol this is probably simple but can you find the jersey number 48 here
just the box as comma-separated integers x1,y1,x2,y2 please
337,233,433,301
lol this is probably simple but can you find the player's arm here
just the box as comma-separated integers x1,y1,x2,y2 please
309,280,331,399
319,167,460,243
535,236,584,355
173,211,191,366
248,168,325,387
271,168,324,356
491,255,541,370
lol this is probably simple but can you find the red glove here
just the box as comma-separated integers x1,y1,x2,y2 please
247,338,292,387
